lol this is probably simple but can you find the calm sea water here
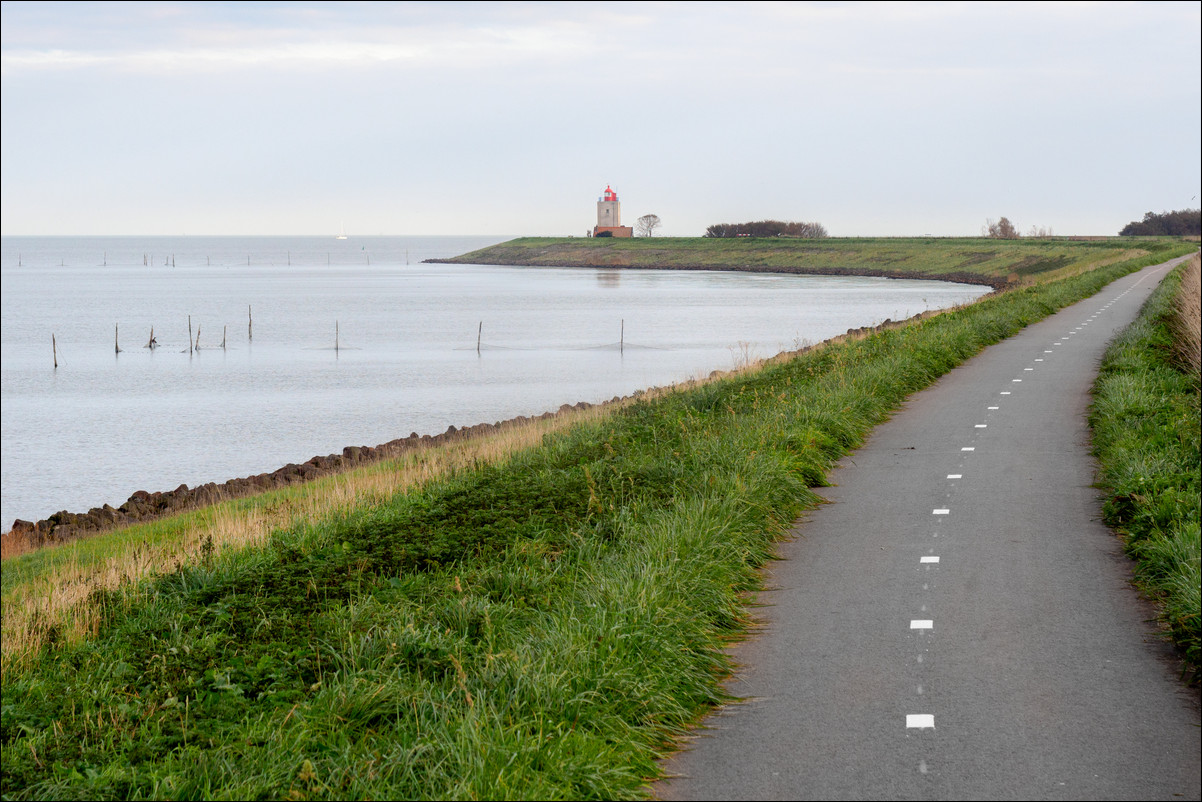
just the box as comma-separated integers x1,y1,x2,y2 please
0,235,990,529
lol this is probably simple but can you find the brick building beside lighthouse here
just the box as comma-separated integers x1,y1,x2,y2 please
592,185,634,237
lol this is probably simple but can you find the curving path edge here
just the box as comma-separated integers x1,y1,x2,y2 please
655,256,1201,801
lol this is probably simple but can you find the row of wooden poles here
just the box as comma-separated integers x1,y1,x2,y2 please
52,313,628,368
19,250,406,267
473,320,627,355
53,306,256,368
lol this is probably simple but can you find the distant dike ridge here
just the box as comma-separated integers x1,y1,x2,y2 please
423,237,1013,290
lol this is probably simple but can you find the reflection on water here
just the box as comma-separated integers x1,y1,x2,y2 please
596,270,622,288
0,235,990,527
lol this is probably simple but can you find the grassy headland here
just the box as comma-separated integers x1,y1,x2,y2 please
1,238,1195,799
429,235,1166,288
1090,252,1201,677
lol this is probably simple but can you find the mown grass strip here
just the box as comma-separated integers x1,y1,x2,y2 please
0,241,1193,800
1090,253,1201,679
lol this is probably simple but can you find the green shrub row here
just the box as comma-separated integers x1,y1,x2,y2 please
1,242,1193,800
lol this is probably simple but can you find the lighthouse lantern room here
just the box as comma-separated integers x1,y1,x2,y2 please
592,185,634,238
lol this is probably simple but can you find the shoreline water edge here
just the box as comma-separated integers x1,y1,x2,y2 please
3,305,953,547
424,257,1013,291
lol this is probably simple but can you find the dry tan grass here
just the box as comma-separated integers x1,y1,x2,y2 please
1172,252,1201,374
1038,248,1151,284
0,530,32,561
1,403,625,677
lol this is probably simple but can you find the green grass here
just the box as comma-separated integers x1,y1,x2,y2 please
1,240,1194,800
433,235,1180,286
1090,259,1201,678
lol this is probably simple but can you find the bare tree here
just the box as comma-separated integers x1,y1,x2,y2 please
984,217,1020,239
636,214,662,237
792,221,828,238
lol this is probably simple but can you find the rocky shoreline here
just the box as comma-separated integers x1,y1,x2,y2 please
5,401,601,548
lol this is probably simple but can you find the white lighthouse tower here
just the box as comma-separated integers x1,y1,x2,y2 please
593,185,633,237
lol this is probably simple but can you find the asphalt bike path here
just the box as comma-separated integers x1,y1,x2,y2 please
655,256,1201,801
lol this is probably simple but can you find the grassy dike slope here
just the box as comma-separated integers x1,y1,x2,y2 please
429,236,1161,288
1091,252,1201,677
1,239,1194,800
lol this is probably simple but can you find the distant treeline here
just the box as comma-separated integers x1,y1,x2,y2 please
1119,209,1200,237
704,220,829,238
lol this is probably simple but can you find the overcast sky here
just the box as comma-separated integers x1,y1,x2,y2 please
1,1,1199,237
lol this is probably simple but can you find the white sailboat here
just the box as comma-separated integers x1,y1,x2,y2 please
336,221,348,240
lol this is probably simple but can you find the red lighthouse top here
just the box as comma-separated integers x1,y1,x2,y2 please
603,185,618,202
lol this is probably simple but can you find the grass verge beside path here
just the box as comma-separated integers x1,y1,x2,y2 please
1,242,1194,800
1090,252,1201,679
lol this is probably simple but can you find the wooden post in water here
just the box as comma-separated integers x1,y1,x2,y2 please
104,251,107,266
287,251,291,266
248,305,253,343
195,324,201,351
335,321,340,352
188,315,193,355
52,334,57,369
147,326,155,349
477,321,483,355
172,255,176,267
115,323,121,354
222,325,227,350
